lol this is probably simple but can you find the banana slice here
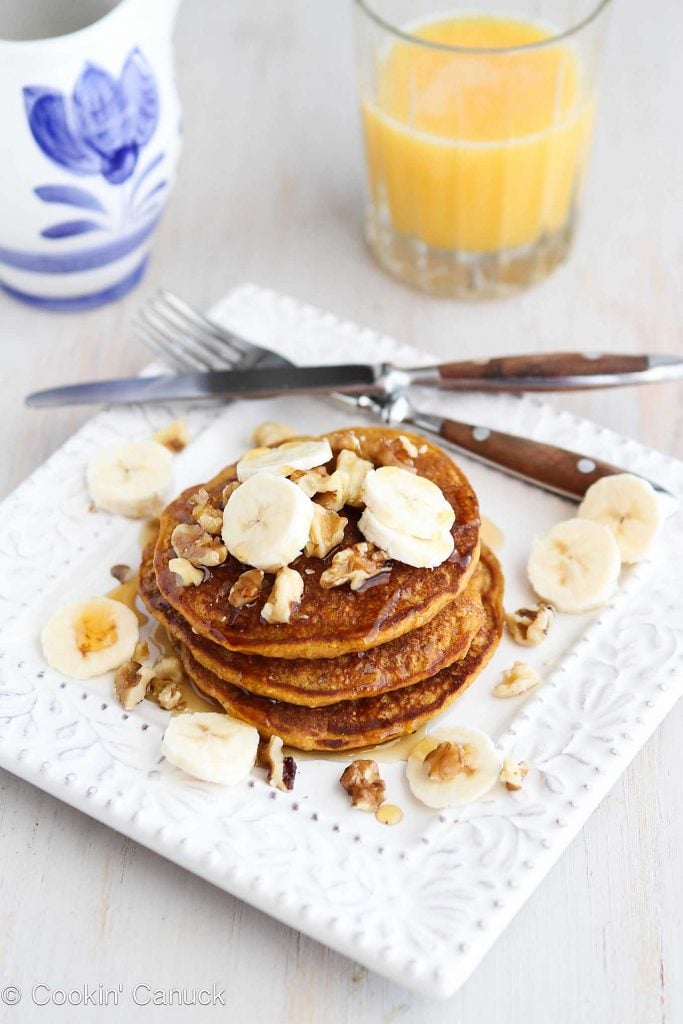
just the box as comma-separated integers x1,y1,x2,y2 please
406,727,501,809
222,474,314,571
236,439,332,482
358,507,454,568
527,517,621,613
41,597,139,679
161,712,259,785
87,440,173,518
578,473,663,564
362,467,455,539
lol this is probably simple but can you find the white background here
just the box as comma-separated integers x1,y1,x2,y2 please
0,1,681,1021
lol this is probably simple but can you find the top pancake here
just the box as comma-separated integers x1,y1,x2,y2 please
153,427,481,659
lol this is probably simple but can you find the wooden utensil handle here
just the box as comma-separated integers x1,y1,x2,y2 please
439,417,626,499
436,352,651,391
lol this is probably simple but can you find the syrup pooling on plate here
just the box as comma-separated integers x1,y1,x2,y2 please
107,573,219,713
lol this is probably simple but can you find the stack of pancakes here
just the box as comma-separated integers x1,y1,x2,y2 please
140,427,504,751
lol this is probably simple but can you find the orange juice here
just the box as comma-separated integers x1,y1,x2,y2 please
362,14,594,253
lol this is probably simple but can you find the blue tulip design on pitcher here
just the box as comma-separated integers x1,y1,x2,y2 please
23,48,166,241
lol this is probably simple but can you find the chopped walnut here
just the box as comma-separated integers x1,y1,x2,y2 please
189,490,223,535
221,480,240,507
295,467,345,512
261,567,304,624
171,523,227,567
229,568,264,609
251,421,297,448
305,506,347,559
169,557,204,587
376,445,417,472
493,661,541,698
320,542,390,591
506,603,555,647
259,735,297,791
114,660,154,710
110,563,131,584
153,419,189,452
330,430,361,453
157,682,182,710
153,654,184,685
340,759,386,811
398,434,419,459
500,758,529,791
133,640,149,662
335,449,373,507
423,741,475,781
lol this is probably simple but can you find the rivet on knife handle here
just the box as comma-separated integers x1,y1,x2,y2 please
436,416,625,500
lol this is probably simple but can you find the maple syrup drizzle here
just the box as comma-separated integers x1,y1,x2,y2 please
480,516,504,552
375,804,403,826
107,574,218,714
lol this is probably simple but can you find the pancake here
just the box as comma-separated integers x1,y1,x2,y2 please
153,427,481,659
176,546,504,751
139,541,486,707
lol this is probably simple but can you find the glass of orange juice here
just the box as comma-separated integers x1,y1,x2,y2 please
352,0,612,298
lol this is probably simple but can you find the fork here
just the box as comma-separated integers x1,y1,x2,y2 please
132,290,659,501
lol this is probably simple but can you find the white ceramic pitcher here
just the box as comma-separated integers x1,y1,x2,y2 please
0,0,182,310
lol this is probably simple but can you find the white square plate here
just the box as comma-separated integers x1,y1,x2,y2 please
1,285,681,998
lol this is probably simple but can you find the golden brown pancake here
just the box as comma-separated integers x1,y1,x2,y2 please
139,541,486,707
175,546,504,751
153,427,481,659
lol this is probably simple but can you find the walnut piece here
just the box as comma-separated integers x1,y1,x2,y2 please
335,449,373,507
251,421,297,448
376,439,417,472
189,489,223,535
259,735,297,791
305,506,347,559
320,542,390,591
171,523,227,567
110,563,131,584
500,758,529,791
229,568,264,609
493,661,541,698
423,741,475,781
133,640,149,662
340,759,386,811
221,480,240,507
157,682,182,710
295,467,346,512
261,567,304,624
330,430,361,453
153,654,184,685
506,603,555,647
398,434,419,459
169,557,204,587
114,660,154,710
152,419,189,452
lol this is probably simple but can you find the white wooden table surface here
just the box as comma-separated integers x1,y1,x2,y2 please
1,1,681,1021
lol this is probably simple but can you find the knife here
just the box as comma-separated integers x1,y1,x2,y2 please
24,352,683,408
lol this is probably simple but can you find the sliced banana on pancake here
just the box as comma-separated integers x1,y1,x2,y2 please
528,517,621,613
578,473,662,564
87,440,173,518
236,439,332,482
362,467,455,539
406,726,500,808
359,508,454,568
222,474,314,571
41,597,139,679
161,712,258,785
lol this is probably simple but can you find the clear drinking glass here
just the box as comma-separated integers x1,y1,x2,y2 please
352,0,612,298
